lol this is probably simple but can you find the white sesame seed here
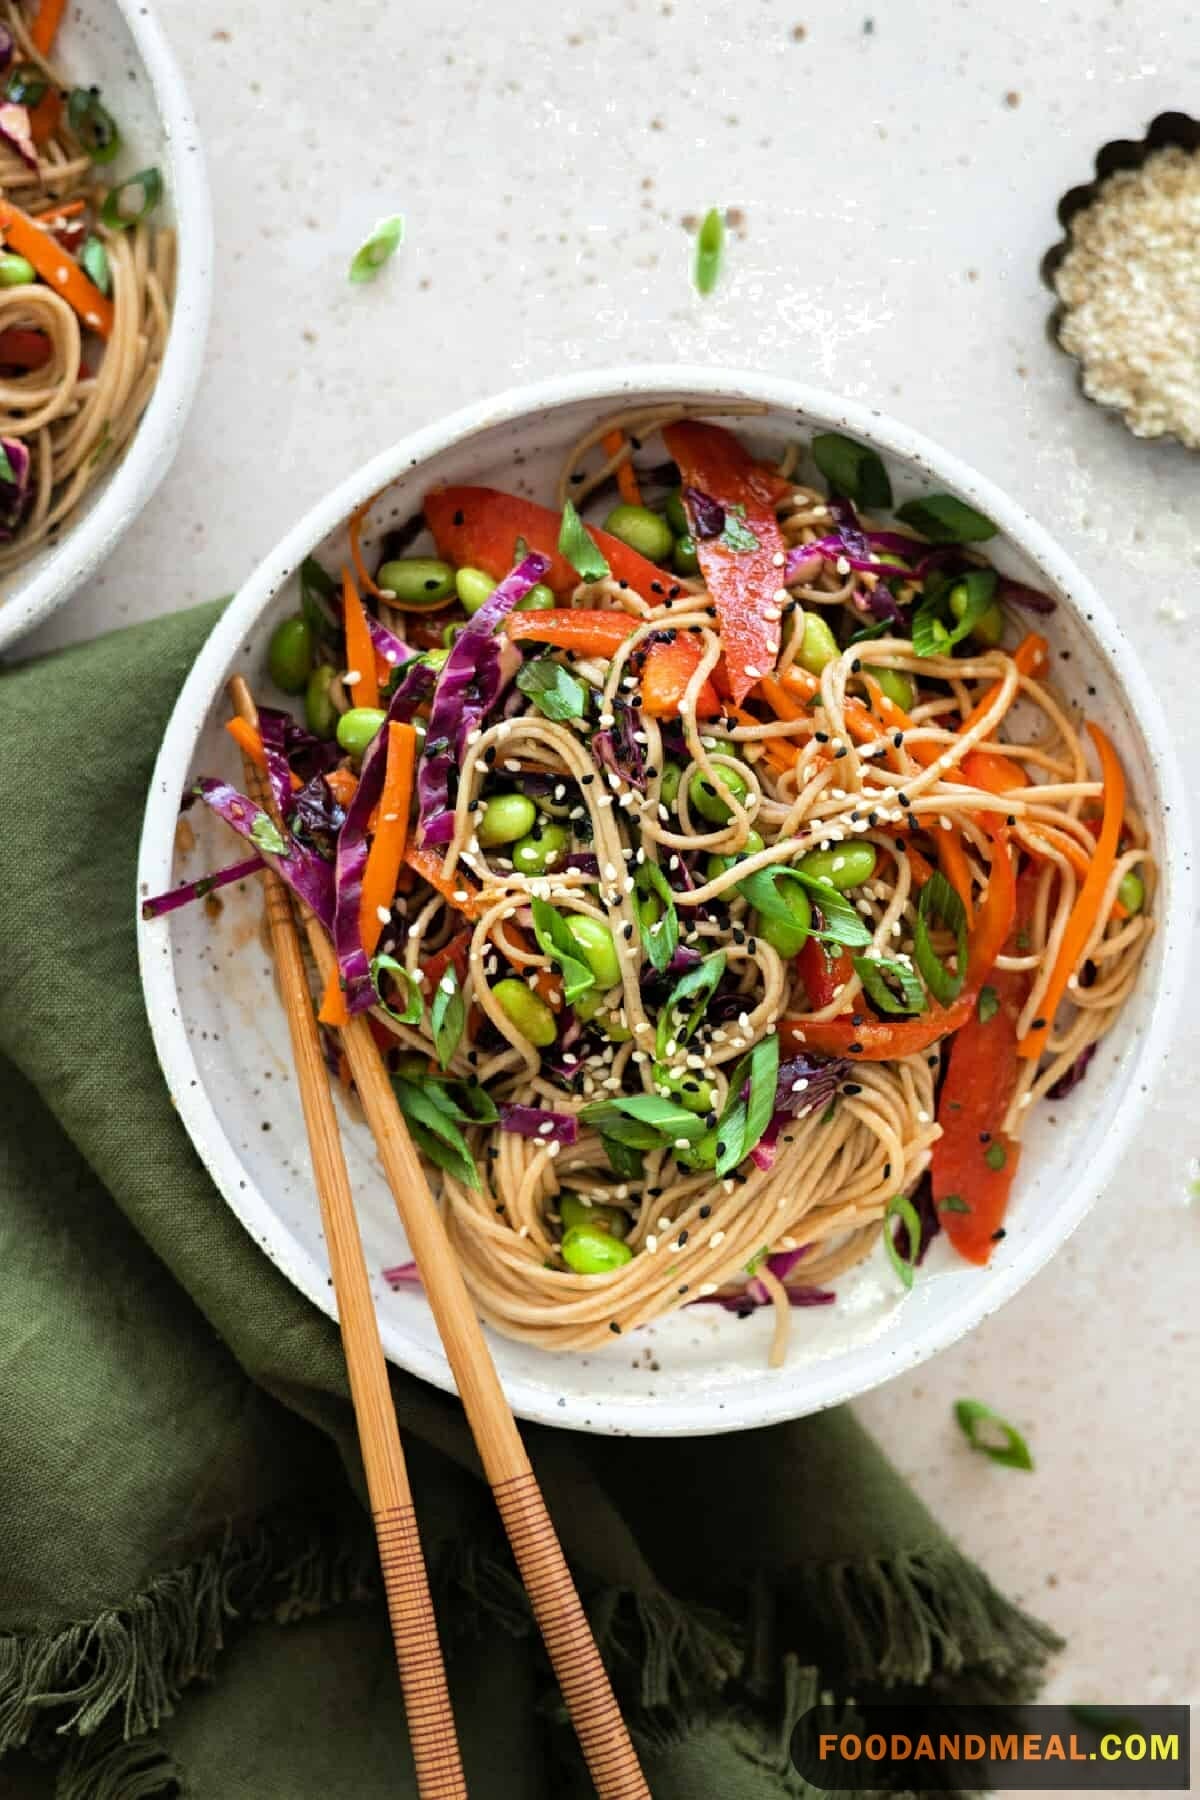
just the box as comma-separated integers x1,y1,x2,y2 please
343,669,361,685
375,905,391,924
835,556,850,575
646,1234,658,1253
709,1230,726,1247
547,1140,562,1156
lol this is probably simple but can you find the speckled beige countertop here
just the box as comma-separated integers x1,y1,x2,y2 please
27,0,1199,1782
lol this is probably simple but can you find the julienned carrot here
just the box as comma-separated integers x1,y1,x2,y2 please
348,490,385,598
321,722,417,1026
959,749,1028,795
0,202,114,339
404,841,488,918
492,918,563,1010
507,609,636,658
30,0,66,53
602,429,641,506
1018,722,1125,1062
779,668,899,761
325,766,359,809
1022,820,1127,922
341,566,378,711
28,88,63,148
33,199,86,223
957,632,1048,739
224,718,302,790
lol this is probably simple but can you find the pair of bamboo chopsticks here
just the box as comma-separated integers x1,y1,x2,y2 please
228,677,649,1799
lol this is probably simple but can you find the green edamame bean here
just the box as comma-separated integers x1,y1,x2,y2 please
602,503,674,564
864,664,915,711
565,916,621,989
658,764,683,810
561,1225,634,1274
493,977,557,1047
653,1064,715,1116
796,610,840,675
376,557,456,607
689,762,751,824
559,1193,629,1239
664,490,689,536
949,583,1005,647
595,1011,632,1043
755,911,810,958
477,792,537,847
267,614,314,694
455,566,496,615
673,534,700,577
336,706,388,760
675,1129,718,1172
421,646,450,671
706,828,765,882
511,822,570,875
304,664,338,738
796,842,878,890
0,254,35,287
516,582,556,612
1117,870,1145,915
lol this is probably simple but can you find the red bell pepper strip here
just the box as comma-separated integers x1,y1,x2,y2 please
662,421,789,705
780,826,1016,1060
932,868,1039,1264
797,937,854,1012
422,926,473,996
0,328,53,371
638,631,721,718
423,486,668,605
507,609,722,718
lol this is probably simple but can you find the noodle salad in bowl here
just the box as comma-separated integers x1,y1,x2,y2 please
144,397,1158,1380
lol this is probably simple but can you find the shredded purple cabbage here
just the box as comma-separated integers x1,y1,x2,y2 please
562,852,601,877
383,1261,422,1289
290,773,345,862
999,579,1057,617
681,485,726,540
593,698,646,793
0,436,31,540
498,1105,579,1146
751,1055,848,1171
191,779,335,929
141,855,264,921
256,708,302,822
0,103,36,172
1047,1040,1097,1100
692,1244,837,1317
417,552,550,847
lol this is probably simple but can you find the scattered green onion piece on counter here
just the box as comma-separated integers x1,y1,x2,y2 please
852,954,927,1016
67,87,121,162
883,1193,921,1290
633,860,679,972
430,964,465,1069
348,213,405,284
369,954,423,1025
895,492,997,543
653,950,726,1062
78,236,111,295
977,985,999,1022
100,167,163,231
516,655,587,722
557,498,610,583
953,1399,1034,1471
913,872,969,1005
693,206,725,296
811,432,893,509
713,1031,779,1177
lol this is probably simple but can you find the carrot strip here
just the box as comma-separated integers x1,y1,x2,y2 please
0,202,114,338
1018,722,1125,1061
602,428,641,506
1023,821,1128,922
507,609,636,657
321,722,419,1026
348,490,386,598
32,198,86,223
931,826,975,925
755,675,806,722
324,766,359,809
403,842,488,918
959,749,1028,795
957,632,1048,739
28,88,63,148
30,0,66,53
224,718,302,790
341,566,379,711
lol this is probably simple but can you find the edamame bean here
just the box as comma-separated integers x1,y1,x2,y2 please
454,566,496,614
796,610,840,675
602,503,674,564
1117,870,1145,915
493,977,557,1047
689,762,751,824
267,614,314,694
565,916,621,989
336,706,388,759
755,911,810,958
561,1225,634,1273
675,1130,718,1171
864,664,915,711
304,664,338,738
516,582,556,612
796,842,878,890
376,557,456,607
653,1064,715,1116
421,646,450,671
477,792,536,847
511,822,570,875
658,764,683,810
559,1193,629,1239
949,582,1005,647
664,490,689,536
706,829,765,882
673,534,700,577
0,254,35,287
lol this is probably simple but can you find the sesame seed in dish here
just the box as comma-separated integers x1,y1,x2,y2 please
1054,144,1200,448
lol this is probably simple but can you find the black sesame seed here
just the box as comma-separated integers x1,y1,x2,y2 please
698,1203,712,1218
622,922,634,940
617,578,629,590
848,1041,864,1054
609,1321,622,1333
843,1082,862,1095
850,658,862,673
677,1284,689,1295
650,581,664,595
677,1229,689,1245
1006,813,1016,826
815,730,830,744
979,1130,992,1143
835,746,848,759
897,792,910,807
1030,1017,1046,1031
452,508,465,526
991,1227,1007,1241
892,731,903,748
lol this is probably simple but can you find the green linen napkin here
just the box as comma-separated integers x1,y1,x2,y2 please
0,605,1060,1800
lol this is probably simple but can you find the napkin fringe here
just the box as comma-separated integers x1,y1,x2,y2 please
55,1726,183,1800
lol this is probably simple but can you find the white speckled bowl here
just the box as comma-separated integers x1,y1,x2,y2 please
0,0,211,653
136,367,1191,1437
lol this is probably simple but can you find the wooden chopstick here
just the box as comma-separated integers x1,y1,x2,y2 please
228,679,650,1800
228,687,467,1800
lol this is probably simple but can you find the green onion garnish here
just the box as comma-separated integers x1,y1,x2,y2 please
852,953,927,1016
557,498,610,583
913,871,968,1005
811,432,894,509
79,237,111,296
369,953,424,1026
883,1192,921,1289
953,1399,1034,1470
67,87,121,164
4,65,48,107
348,214,405,284
895,492,997,543
984,1141,1008,1171
100,167,163,231
430,963,466,1069
977,984,999,1023
694,206,725,296
938,1194,969,1214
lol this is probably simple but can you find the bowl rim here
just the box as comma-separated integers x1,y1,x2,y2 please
137,363,1193,1436
0,0,213,655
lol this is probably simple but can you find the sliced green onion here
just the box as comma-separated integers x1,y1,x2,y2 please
984,1141,1008,1171
895,493,997,543
714,1030,779,1177
883,1192,921,1289
694,206,725,296
348,213,404,284
557,498,610,583
67,87,121,163
249,813,287,856
654,951,725,1061
634,860,679,973
5,65,48,106
852,954,927,1016
579,1092,705,1149
953,1399,1034,1470
78,236,111,296
530,896,596,1005
913,871,968,1005
811,432,893,509
430,963,466,1069
0,442,16,486
911,567,998,658
977,984,999,1023
938,1194,970,1214
369,953,423,1026
391,1074,481,1190
100,167,163,231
